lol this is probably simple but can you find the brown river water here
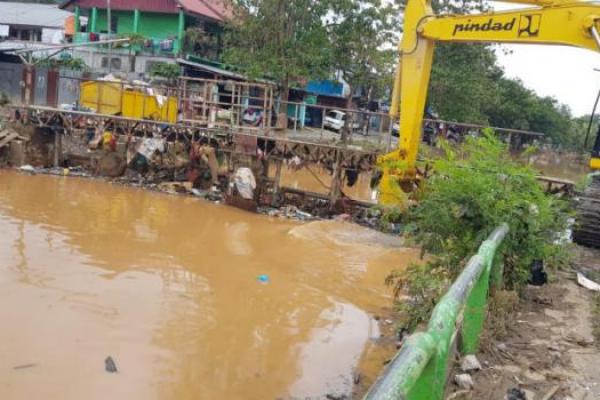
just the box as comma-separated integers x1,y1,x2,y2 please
278,167,375,202
0,170,419,400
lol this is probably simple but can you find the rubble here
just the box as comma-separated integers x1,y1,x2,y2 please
505,388,527,400
2,125,396,228
460,355,482,372
454,374,474,390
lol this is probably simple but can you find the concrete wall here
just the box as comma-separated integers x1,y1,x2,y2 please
93,9,178,40
71,48,175,78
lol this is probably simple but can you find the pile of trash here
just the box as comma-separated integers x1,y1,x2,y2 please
259,205,315,221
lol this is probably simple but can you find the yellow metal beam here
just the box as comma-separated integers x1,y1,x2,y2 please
421,4,600,50
379,0,600,205
379,0,434,204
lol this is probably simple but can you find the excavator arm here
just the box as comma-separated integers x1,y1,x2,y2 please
379,0,600,205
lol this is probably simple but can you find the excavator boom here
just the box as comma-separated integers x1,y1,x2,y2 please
379,0,600,205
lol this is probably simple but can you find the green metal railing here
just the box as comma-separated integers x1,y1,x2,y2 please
364,224,509,400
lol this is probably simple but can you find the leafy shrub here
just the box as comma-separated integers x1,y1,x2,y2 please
388,132,571,329
149,62,181,84
35,57,89,72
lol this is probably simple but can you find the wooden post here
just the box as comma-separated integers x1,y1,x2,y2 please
23,65,34,105
321,106,327,142
272,159,283,206
53,130,62,167
329,150,343,207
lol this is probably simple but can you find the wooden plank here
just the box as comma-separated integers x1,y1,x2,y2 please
536,175,576,186
0,131,19,149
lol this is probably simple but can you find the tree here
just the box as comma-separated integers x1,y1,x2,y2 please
570,114,599,151
184,26,221,59
424,0,582,148
326,0,399,140
429,43,500,124
223,0,332,103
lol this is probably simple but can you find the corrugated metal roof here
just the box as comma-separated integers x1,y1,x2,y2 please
181,0,233,20
0,2,72,29
61,0,178,15
177,58,275,85
60,0,232,22
178,0,222,20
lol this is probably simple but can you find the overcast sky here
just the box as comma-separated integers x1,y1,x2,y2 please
492,1,600,117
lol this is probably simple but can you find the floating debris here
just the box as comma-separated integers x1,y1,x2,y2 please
105,356,118,373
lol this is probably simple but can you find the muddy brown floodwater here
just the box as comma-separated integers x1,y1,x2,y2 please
0,170,419,400
277,166,376,202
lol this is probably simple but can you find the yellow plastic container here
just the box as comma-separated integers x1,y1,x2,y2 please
80,81,178,123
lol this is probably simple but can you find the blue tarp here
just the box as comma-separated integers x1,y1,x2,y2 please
305,80,346,97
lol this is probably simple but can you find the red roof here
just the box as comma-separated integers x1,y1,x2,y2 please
178,0,232,21
60,0,232,22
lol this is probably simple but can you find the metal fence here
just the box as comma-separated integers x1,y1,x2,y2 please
1,68,543,151
364,224,509,400
280,100,395,147
0,62,86,107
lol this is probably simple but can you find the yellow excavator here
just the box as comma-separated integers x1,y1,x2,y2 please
380,0,600,248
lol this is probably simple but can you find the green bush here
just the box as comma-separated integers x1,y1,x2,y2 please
35,57,89,72
149,62,181,84
388,132,571,330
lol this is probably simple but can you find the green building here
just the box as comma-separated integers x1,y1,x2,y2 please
60,0,231,56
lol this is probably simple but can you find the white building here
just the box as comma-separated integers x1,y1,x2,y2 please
0,2,72,45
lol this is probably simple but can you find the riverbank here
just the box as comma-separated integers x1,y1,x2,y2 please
445,246,600,400
9,163,388,230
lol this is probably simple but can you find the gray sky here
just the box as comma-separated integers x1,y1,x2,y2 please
493,1,600,117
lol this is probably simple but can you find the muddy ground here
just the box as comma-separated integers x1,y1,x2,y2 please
446,246,600,400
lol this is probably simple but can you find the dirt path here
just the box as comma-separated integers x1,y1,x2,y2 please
448,247,600,400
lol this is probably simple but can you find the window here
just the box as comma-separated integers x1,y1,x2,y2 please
101,57,122,71
110,16,118,35
8,27,41,42
111,57,121,70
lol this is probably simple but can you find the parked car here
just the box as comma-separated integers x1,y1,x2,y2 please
323,110,360,134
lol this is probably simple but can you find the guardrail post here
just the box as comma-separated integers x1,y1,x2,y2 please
461,267,489,355
426,299,461,400
364,332,436,400
460,230,507,355
490,256,504,292
363,225,509,400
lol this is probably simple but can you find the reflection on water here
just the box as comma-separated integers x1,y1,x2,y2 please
277,166,376,202
0,171,419,400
